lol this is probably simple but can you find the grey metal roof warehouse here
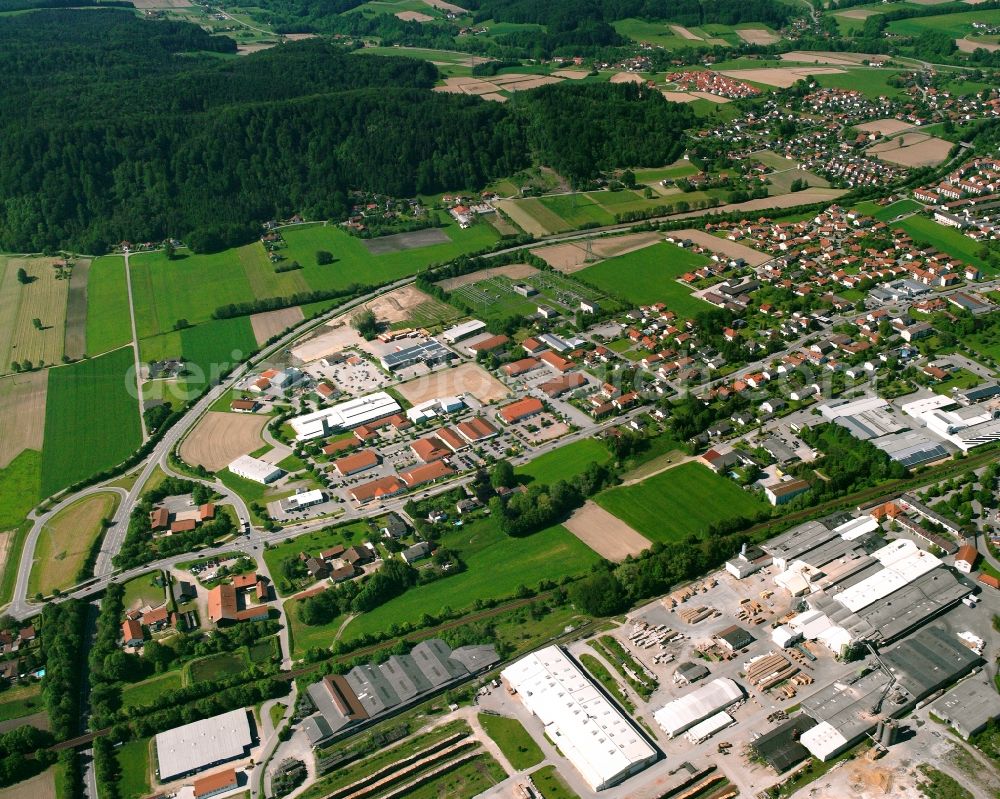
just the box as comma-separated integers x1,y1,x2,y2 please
303,639,497,747
155,708,254,781
752,715,818,772
929,676,1000,739
871,431,951,468
881,625,981,699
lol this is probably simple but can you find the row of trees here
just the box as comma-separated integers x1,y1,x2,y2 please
298,559,419,626
39,600,86,740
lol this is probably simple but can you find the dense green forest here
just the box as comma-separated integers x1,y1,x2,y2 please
0,10,694,252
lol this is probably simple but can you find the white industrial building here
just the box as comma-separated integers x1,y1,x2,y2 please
441,319,486,344
279,489,324,512
501,646,657,791
155,708,254,781
833,539,940,613
228,455,283,485
406,396,465,424
684,711,734,744
653,678,744,738
902,394,1000,451
288,392,401,440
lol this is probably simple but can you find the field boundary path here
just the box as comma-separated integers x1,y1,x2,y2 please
122,251,147,442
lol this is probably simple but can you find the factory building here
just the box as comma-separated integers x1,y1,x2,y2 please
288,392,401,440
155,709,255,782
798,626,981,761
502,646,658,791
653,678,744,738
303,639,497,747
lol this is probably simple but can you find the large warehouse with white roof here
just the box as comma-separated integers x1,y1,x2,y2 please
653,678,744,738
288,392,401,440
501,646,657,791
155,708,254,781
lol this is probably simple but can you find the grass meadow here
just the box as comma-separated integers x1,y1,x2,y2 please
516,439,612,485
320,518,600,651
595,462,767,543
120,671,183,709
478,713,544,770
896,215,991,271
130,223,498,343
577,242,712,316
29,491,116,596
85,256,132,356
40,347,141,496
0,450,41,529
813,69,906,100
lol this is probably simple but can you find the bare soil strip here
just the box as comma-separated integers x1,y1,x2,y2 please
63,258,90,361
396,361,510,405
180,411,267,471
609,72,647,84
737,28,779,44
670,24,701,40
250,306,304,346
396,10,433,21
564,501,651,561
0,371,47,468
720,66,844,88
856,118,915,135
436,263,539,291
362,228,450,254
869,133,952,167
957,37,1000,52
672,228,772,266
532,231,662,273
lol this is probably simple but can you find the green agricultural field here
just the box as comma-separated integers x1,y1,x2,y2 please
40,347,141,496
854,199,922,222
0,682,43,723
180,316,257,383
478,714,544,770
85,256,132,356
537,194,616,229
813,69,905,100
188,650,248,683
130,249,255,339
516,439,611,485
130,223,497,342
280,222,499,293
121,670,183,709
334,518,600,650
889,9,1000,37
896,215,991,271
118,738,150,799
595,462,767,543
576,242,712,316
613,18,700,47
344,0,444,17
0,450,41,530
633,162,700,183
